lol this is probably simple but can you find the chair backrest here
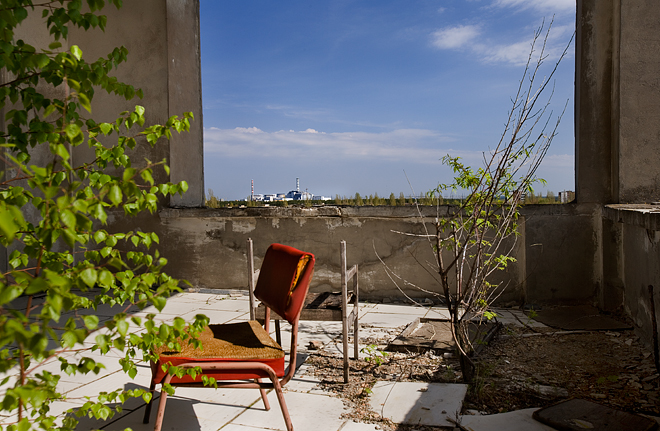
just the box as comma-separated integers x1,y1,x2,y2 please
253,243,315,324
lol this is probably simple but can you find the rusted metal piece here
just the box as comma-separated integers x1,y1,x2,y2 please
650,285,660,375
388,317,499,357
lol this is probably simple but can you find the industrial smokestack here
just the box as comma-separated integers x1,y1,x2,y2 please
296,177,300,192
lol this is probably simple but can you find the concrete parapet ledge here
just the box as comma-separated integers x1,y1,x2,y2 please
161,204,584,220
161,205,448,219
604,204,660,231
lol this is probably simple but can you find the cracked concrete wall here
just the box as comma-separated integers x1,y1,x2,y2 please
616,1,660,203
604,206,660,351
621,224,660,345
151,205,595,306
578,0,660,348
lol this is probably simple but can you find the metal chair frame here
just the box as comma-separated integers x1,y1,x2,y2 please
248,239,359,382
143,244,314,431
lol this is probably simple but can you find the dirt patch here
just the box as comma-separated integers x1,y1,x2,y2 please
305,321,660,430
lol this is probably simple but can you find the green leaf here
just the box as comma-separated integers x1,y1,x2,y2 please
70,45,83,60
152,296,166,311
61,331,78,348
109,185,122,206
83,315,99,330
123,167,136,182
99,122,113,135
98,269,114,287
94,230,107,243
54,143,71,160
0,284,23,305
80,268,98,288
78,93,92,113
43,104,57,118
116,319,129,337
65,123,81,140
61,209,76,229
26,277,48,295
35,53,50,68
0,207,18,241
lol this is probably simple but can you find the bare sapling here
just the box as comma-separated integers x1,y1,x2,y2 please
385,19,573,383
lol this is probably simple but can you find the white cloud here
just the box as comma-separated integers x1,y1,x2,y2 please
431,20,574,66
480,40,535,66
492,0,576,13
204,127,458,164
431,25,481,49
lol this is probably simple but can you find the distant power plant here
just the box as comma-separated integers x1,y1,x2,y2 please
249,178,330,202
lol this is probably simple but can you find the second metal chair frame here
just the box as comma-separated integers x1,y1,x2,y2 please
247,239,359,383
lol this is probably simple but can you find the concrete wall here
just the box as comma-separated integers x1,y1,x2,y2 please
6,1,205,208
577,0,660,205
577,0,660,348
604,206,660,345
617,1,660,203
152,205,596,306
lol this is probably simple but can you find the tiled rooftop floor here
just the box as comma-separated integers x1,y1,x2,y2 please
3,291,545,430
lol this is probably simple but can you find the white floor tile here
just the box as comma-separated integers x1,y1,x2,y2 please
369,304,429,316
358,312,416,329
458,408,555,431
369,381,467,427
340,420,382,430
233,391,346,431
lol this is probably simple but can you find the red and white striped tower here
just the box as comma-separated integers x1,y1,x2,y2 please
251,179,254,201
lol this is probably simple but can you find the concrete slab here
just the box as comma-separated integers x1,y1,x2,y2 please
179,309,249,323
369,304,429,316
284,364,325,395
425,307,452,320
154,299,207,316
491,310,522,326
276,321,343,351
166,292,244,305
195,298,251,313
507,310,547,328
233,391,347,431
458,408,558,431
219,425,272,431
340,421,382,430
533,398,658,431
368,381,467,427
75,386,263,430
533,305,632,331
359,312,416,328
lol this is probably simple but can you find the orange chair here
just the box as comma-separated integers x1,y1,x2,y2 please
143,243,315,431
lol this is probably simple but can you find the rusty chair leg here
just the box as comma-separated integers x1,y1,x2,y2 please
143,380,156,424
271,377,294,431
256,378,271,410
152,375,173,431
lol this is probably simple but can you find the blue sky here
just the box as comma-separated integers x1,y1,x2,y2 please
200,0,576,201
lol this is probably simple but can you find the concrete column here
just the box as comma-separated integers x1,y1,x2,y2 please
575,0,617,205
616,1,660,203
167,0,205,207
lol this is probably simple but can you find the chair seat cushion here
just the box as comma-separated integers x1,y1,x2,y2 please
151,320,285,384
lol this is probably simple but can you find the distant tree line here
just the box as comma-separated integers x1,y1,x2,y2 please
204,189,567,208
